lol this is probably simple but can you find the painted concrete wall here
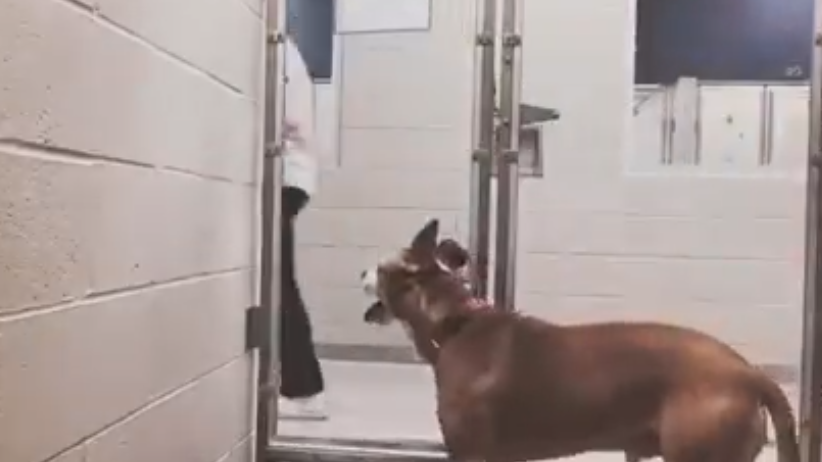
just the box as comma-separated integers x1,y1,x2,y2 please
514,0,805,374
514,0,806,374
298,0,477,348
0,0,264,461
299,0,808,376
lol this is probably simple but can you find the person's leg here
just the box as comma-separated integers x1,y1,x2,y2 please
280,287,325,397
279,186,326,419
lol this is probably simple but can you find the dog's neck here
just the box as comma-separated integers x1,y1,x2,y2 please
400,272,499,363
403,293,495,364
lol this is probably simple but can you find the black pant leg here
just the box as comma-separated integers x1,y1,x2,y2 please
279,186,325,399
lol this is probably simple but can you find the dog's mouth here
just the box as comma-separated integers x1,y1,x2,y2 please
364,300,393,325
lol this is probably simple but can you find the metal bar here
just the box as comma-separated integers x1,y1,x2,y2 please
798,11,822,462
273,436,446,453
267,440,447,462
257,0,287,458
698,79,810,87
467,0,498,299
694,84,702,166
661,89,673,165
766,87,776,166
492,0,523,311
759,85,774,165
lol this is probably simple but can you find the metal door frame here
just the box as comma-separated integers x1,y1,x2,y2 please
466,0,499,301
799,1,822,461
468,0,525,312
489,0,523,311
466,0,525,313
256,0,287,459
264,0,505,458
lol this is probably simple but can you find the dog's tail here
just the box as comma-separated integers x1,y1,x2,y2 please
757,372,799,462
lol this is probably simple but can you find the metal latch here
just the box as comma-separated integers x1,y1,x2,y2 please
245,305,268,351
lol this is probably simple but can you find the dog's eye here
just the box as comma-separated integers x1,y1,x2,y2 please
384,268,421,294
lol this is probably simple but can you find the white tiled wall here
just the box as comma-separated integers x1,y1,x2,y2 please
300,0,807,372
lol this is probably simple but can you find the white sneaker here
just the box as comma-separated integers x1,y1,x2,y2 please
279,394,328,421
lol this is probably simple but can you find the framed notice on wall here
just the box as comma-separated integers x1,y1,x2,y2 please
335,0,432,34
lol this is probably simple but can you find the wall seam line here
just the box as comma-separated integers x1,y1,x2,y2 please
0,266,252,322
0,139,256,186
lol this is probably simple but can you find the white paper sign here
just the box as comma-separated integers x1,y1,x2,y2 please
336,0,431,34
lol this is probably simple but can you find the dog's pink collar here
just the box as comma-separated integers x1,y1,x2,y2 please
466,297,492,311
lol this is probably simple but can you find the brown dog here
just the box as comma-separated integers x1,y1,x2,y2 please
360,219,798,462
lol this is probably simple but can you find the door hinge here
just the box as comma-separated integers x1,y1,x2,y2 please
245,305,268,351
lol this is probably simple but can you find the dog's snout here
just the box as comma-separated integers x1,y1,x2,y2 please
361,268,379,296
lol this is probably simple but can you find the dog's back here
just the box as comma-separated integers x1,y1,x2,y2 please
434,314,788,462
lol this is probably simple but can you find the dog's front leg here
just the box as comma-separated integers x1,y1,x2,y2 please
438,403,497,462
413,337,438,364
405,324,439,364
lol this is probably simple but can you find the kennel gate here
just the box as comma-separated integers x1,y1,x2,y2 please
261,0,511,457
254,0,822,461
250,0,286,458
799,2,822,462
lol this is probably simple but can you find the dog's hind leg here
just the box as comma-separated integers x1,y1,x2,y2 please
659,391,763,462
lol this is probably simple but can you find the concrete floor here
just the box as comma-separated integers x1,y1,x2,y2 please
278,361,439,442
275,360,800,462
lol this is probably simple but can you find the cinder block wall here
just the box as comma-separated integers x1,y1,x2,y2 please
301,0,805,376
0,1,264,461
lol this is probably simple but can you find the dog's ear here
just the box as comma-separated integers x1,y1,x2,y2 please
436,239,470,270
410,219,439,261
